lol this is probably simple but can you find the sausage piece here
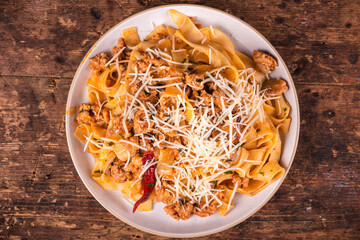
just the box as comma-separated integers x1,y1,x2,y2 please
253,50,278,74
262,78,288,97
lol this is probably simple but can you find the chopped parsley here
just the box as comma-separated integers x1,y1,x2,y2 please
93,137,98,141
196,78,202,82
124,63,128,68
144,90,150,96
214,180,218,188
94,170,103,174
145,183,155,187
143,39,148,41
180,199,189,205
259,172,265,176
108,142,114,146
157,57,161,60
225,159,232,162
155,83,164,86
224,170,234,175
283,108,287,111
119,133,124,139
79,108,84,113
182,58,186,63
256,129,261,132
107,66,111,70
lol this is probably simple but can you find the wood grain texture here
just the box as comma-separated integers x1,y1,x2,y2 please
0,0,359,239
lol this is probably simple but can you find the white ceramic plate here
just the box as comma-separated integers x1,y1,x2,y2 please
66,4,300,238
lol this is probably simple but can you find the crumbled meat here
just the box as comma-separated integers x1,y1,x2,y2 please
134,109,154,134
193,190,225,217
76,103,110,127
136,53,164,73
212,89,228,108
242,177,249,188
185,72,204,90
160,95,177,111
89,53,110,73
164,67,184,84
155,181,176,205
253,50,278,74
164,201,194,220
232,174,249,188
128,84,158,104
199,90,212,106
152,33,167,41
105,160,133,183
112,38,127,57
124,155,142,179
205,82,217,92
262,78,288,97
160,116,179,137
106,114,133,138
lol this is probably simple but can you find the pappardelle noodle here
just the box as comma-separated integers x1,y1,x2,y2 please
74,9,291,220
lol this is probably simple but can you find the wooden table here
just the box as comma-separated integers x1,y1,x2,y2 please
1,0,359,239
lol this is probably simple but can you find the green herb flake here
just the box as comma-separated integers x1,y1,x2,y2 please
259,172,265,176
256,129,261,132
108,142,115,146
144,90,150,96
283,108,287,111
155,83,164,86
225,159,232,162
145,182,155,187
196,78,202,83
94,170,103,174
157,57,161,60
79,108,84,113
93,137,98,141
119,133,124,139
107,66,111,70
214,180,218,188
180,199,189,205
182,58,186,63
113,157,117,162
124,63,128,68
224,170,234,175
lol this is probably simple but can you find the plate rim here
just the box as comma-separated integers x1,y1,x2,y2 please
65,3,300,238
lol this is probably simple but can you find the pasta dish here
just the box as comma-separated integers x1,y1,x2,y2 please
74,9,291,220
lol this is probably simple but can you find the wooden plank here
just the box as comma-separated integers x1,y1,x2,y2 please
0,0,359,84
0,74,358,238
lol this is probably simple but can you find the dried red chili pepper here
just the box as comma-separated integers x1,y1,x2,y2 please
132,151,156,213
